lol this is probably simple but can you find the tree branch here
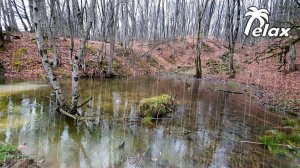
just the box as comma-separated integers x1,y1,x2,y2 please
78,97,93,108
295,0,300,7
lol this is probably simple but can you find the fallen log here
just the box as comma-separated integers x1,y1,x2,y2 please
208,87,244,95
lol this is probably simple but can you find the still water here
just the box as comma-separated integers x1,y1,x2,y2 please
0,74,298,168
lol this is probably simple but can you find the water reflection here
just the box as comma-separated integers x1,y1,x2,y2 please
0,75,297,168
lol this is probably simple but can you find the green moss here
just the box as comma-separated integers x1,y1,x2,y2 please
202,42,213,52
115,48,132,57
112,60,121,69
85,43,97,54
260,127,300,158
0,143,24,165
47,48,52,54
13,48,27,58
282,118,298,127
228,82,240,88
138,94,175,117
288,134,300,144
260,131,288,156
267,106,277,113
12,48,27,71
205,58,241,75
12,60,22,71
143,116,153,125
205,59,227,75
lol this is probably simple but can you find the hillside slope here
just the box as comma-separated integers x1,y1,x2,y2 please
0,33,299,110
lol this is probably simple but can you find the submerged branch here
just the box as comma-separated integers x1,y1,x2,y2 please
59,108,79,120
78,97,93,108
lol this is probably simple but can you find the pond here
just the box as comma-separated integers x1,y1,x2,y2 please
0,74,298,168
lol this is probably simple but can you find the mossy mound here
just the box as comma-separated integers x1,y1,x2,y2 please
138,94,175,118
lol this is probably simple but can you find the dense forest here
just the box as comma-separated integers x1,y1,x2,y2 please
0,0,299,167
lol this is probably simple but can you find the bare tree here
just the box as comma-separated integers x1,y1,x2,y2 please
33,0,97,118
49,0,60,67
21,0,32,31
0,8,4,48
12,0,28,31
226,0,241,78
33,0,67,111
107,0,119,77
70,0,97,113
195,0,209,78
6,0,18,31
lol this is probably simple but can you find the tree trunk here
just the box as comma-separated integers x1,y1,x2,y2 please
33,0,67,110
12,0,28,31
107,0,118,77
195,0,209,78
0,23,4,75
21,0,32,31
153,0,161,42
7,0,18,31
71,0,97,113
49,0,60,67
29,0,34,31
66,0,74,66
227,0,240,78
0,10,4,47
289,44,297,71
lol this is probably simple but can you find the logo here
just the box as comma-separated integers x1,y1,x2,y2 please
244,6,291,37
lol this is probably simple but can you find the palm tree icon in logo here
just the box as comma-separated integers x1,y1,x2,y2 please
244,6,270,36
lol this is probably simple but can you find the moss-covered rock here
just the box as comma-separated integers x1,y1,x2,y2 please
138,94,175,117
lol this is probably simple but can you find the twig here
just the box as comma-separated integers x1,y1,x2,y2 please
221,137,294,148
78,97,93,108
41,96,56,103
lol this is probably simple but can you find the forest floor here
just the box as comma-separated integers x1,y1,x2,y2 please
1,32,299,114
